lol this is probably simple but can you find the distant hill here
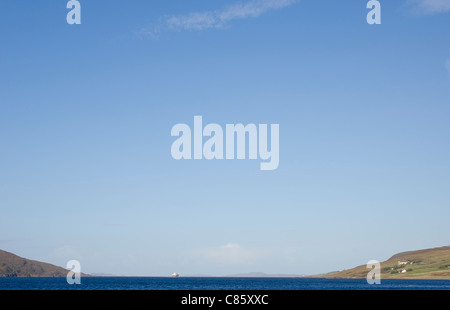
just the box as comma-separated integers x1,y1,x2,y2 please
225,272,303,278
320,246,450,279
0,249,87,277
90,273,117,277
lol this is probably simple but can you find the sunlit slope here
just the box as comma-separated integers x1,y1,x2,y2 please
324,246,450,279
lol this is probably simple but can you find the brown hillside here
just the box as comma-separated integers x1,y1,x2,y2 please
0,249,87,277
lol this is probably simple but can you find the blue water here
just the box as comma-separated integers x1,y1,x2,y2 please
0,277,449,290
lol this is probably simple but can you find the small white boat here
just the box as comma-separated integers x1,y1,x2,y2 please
171,272,180,278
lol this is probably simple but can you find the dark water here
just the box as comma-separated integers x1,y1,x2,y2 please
0,277,449,290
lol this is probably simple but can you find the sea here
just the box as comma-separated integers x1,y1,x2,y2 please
0,277,449,290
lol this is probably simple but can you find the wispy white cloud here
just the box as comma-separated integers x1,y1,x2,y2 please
196,243,264,264
140,0,297,38
406,0,450,14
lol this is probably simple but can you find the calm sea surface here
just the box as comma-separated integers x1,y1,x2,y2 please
0,277,449,290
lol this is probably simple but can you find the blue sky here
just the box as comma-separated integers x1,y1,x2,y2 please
0,0,450,276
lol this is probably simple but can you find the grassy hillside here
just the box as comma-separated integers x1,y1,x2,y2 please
0,249,85,277
323,246,450,279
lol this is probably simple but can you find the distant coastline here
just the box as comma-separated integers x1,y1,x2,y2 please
2,246,450,280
